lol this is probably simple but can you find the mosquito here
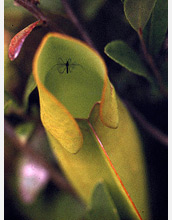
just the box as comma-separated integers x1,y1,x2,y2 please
47,57,83,74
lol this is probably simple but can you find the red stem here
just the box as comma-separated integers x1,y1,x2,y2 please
138,28,167,97
14,0,61,32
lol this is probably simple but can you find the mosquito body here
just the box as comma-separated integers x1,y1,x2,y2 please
65,59,70,74
48,58,83,74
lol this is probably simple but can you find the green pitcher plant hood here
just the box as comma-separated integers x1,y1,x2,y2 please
33,32,119,154
33,33,150,220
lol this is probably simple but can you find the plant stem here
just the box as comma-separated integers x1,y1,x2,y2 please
138,28,168,97
61,0,97,51
14,0,60,32
4,119,78,197
123,99,168,147
14,0,46,21
14,0,97,50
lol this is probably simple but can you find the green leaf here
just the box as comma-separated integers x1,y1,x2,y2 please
36,36,104,120
85,182,120,220
89,103,150,220
105,40,151,81
147,0,168,56
4,91,20,115
15,122,35,143
33,33,150,220
81,0,106,21
23,73,37,110
47,118,142,220
124,0,157,32
33,33,118,153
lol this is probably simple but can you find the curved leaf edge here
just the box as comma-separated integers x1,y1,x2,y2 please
33,32,119,153
124,0,157,32
104,40,153,82
33,32,84,153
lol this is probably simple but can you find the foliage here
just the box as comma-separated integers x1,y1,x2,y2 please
4,0,168,220
104,40,151,81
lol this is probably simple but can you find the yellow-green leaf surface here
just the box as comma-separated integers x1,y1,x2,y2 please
33,33,150,220
85,181,120,220
33,33,118,153
89,102,150,220
124,0,157,32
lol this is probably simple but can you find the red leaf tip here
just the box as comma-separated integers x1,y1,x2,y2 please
8,20,41,61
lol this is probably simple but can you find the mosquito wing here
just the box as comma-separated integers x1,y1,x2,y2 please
56,65,66,74
47,58,87,74
58,57,66,65
47,58,66,74
47,63,65,74
69,62,87,74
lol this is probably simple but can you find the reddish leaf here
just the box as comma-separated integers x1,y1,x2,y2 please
8,20,41,61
